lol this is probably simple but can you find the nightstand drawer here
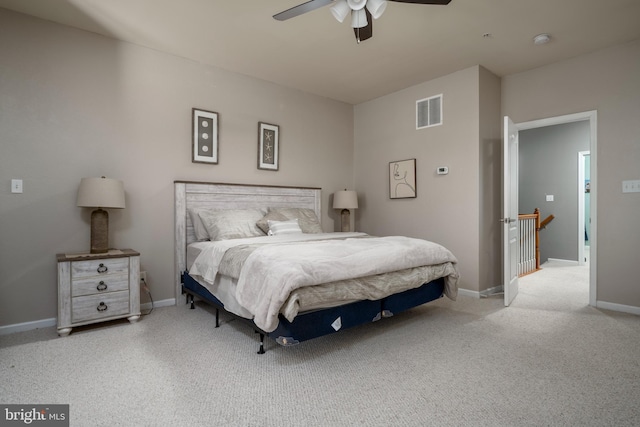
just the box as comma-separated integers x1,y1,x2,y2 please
71,257,129,279
72,291,130,323
72,273,129,297
57,249,140,336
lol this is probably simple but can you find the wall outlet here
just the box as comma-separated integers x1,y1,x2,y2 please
622,180,640,193
11,179,23,194
140,271,147,284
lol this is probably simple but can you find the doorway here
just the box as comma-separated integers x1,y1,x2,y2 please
513,111,597,307
579,151,590,265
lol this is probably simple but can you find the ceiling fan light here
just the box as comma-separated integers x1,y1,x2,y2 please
366,0,387,19
533,33,551,45
347,0,367,11
330,0,350,23
351,9,368,28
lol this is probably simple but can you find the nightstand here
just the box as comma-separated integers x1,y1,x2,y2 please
57,249,141,336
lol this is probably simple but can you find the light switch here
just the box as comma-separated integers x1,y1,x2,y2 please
546,195,554,202
622,180,640,193
11,179,23,194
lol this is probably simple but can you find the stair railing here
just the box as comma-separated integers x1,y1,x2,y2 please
518,208,541,277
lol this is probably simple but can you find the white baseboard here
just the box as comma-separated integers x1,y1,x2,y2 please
141,298,176,311
0,298,178,336
3,298,633,335
456,288,480,298
458,285,504,299
0,317,56,336
596,301,640,316
480,285,504,298
546,258,579,266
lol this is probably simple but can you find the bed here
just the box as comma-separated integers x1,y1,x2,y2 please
175,181,459,353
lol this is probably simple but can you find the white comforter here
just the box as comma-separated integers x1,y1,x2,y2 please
189,232,368,284
236,235,458,332
189,233,458,333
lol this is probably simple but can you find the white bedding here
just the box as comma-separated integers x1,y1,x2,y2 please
235,235,458,332
189,232,367,283
188,233,367,318
187,241,211,270
189,233,459,333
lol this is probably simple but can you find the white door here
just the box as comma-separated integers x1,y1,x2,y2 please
503,116,519,306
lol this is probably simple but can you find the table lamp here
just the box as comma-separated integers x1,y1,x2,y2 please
333,189,358,232
77,176,125,254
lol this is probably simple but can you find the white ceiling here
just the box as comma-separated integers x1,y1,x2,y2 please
1,0,639,104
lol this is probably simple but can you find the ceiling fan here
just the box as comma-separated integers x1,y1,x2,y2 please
273,0,452,43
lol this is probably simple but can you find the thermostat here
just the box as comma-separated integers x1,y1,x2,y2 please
437,166,449,175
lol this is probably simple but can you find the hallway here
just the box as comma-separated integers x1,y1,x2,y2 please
518,256,590,310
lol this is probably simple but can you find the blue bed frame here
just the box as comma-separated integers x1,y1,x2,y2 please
181,271,444,354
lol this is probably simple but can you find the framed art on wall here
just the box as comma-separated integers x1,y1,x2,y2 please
192,108,219,164
258,122,279,171
389,158,417,199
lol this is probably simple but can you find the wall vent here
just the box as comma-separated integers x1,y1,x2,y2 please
416,94,442,129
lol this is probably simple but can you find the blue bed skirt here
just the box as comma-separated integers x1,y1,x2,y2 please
182,271,444,347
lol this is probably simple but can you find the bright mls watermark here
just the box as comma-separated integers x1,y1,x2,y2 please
1,405,68,426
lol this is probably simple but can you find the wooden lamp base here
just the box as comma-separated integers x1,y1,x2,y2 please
340,208,351,233
90,208,109,254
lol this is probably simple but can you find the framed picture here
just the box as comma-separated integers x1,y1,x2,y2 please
192,108,219,164
389,158,417,199
258,122,279,171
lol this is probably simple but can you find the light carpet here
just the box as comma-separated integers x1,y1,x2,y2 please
1,262,638,426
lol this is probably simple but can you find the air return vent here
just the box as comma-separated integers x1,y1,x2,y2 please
416,94,442,129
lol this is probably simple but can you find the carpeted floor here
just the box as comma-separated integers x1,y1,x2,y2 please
1,261,638,426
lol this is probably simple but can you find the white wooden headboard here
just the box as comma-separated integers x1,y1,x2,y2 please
174,181,322,302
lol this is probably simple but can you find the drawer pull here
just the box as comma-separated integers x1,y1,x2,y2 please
97,263,108,274
96,281,108,291
97,302,108,312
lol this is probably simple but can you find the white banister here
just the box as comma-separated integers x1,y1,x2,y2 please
518,208,540,277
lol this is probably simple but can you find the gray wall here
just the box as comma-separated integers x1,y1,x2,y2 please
0,9,354,327
478,66,503,293
354,66,502,294
503,39,640,308
519,121,590,263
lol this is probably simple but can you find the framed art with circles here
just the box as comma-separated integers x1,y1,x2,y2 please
192,108,219,164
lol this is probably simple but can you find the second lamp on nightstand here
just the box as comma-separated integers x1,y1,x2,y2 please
333,189,358,232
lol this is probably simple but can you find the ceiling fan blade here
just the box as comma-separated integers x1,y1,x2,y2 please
389,0,452,4
273,0,334,21
353,9,373,42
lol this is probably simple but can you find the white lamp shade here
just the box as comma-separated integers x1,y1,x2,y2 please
351,9,368,28
77,177,125,209
330,0,350,22
333,190,358,210
366,0,387,19
347,0,367,11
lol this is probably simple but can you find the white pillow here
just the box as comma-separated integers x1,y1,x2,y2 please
198,208,267,241
269,207,323,233
188,208,210,241
267,219,303,236
256,210,289,234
